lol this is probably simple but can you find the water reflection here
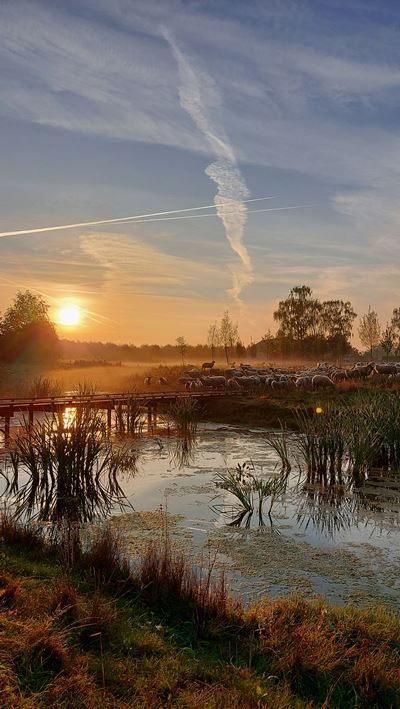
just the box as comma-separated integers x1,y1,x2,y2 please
296,487,355,538
169,434,198,469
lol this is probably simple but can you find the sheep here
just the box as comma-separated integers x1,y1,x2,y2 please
312,374,335,390
374,363,398,376
295,376,312,389
159,377,168,385
227,377,241,390
331,370,347,382
144,376,152,385
348,363,375,379
201,375,226,389
271,379,288,389
201,360,215,371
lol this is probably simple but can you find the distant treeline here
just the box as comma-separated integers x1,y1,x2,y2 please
2,287,399,366
60,340,237,363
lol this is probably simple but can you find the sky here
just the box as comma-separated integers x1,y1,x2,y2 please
1,0,400,345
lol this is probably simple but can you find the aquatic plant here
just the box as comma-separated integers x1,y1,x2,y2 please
264,424,292,473
4,407,130,565
288,391,400,489
169,435,198,469
213,462,287,526
167,396,199,438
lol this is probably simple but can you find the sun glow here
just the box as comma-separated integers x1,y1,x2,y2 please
58,303,81,326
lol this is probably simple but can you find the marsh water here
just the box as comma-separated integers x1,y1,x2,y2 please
107,424,400,610
2,421,400,609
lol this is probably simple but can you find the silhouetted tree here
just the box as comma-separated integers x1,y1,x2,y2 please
219,311,238,364
175,336,187,365
320,300,357,356
358,306,381,359
391,308,400,354
380,323,395,361
207,322,220,360
273,286,320,348
0,290,59,363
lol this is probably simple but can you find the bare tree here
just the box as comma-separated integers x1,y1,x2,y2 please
175,336,187,366
358,306,381,359
207,322,220,360
219,311,238,365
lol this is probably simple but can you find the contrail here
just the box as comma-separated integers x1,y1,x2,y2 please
165,31,253,302
131,203,317,224
0,195,276,240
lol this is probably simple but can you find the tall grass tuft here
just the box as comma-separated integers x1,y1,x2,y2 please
264,423,292,472
5,408,130,565
213,462,288,526
81,526,131,590
28,376,63,399
137,539,235,635
0,510,47,551
167,396,199,438
290,391,400,488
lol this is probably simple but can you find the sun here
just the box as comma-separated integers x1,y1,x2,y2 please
58,304,81,326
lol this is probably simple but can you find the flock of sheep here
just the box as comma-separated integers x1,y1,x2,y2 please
174,360,400,392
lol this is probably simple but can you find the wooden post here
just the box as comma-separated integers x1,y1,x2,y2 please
28,404,34,432
153,402,157,428
4,415,10,445
147,404,152,431
107,406,112,433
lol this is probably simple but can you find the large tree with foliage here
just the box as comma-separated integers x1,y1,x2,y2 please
320,300,357,355
273,286,321,345
358,306,381,359
380,323,395,361
0,290,59,363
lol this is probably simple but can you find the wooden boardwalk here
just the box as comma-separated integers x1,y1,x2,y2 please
0,390,232,444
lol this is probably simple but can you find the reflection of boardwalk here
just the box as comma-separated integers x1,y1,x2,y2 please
0,390,234,444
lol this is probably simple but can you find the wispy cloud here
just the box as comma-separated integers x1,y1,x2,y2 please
164,30,252,302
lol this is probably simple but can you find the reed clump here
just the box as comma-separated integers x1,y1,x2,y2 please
213,461,289,526
28,376,63,399
4,408,130,565
167,395,199,437
266,391,400,488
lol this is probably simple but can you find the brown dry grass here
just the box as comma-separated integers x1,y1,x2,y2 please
0,518,399,707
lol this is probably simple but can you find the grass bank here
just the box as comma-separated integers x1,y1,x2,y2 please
0,520,399,708
200,386,388,429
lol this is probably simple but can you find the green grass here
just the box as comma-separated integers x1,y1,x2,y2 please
0,522,399,708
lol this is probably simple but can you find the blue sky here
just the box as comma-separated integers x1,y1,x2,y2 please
1,0,399,344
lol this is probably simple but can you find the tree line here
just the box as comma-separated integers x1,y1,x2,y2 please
258,285,400,361
1,288,400,365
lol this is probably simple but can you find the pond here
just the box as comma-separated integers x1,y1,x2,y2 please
107,424,400,610
2,422,400,610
